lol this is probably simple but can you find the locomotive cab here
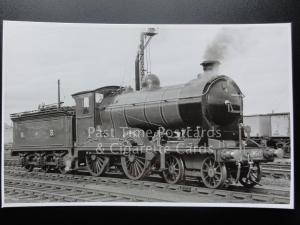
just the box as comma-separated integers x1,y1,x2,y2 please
72,86,123,146
72,90,96,145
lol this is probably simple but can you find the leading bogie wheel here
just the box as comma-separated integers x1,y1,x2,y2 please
200,156,227,189
239,162,262,188
121,152,150,180
162,154,185,184
85,154,109,177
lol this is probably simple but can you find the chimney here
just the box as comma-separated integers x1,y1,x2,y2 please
200,60,221,75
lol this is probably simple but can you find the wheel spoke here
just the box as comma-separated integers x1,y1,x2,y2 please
131,163,136,177
137,162,143,175
129,163,134,175
98,157,104,167
214,173,221,179
135,158,145,166
99,157,104,164
251,173,258,180
211,178,216,186
214,175,220,181
135,160,143,174
134,162,140,176
93,161,98,173
92,161,96,173
94,160,99,173
96,160,101,173
131,162,135,176
133,162,139,176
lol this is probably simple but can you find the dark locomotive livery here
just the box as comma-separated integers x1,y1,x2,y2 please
10,29,282,189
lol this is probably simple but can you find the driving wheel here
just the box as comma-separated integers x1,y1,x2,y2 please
85,154,109,176
162,154,185,184
121,152,150,180
201,156,227,189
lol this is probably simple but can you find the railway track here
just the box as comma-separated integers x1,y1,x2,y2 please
5,178,163,203
4,158,21,167
261,162,291,180
5,158,292,180
261,161,291,169
4,166,290,204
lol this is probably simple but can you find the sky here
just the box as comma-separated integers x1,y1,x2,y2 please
2,22,292,125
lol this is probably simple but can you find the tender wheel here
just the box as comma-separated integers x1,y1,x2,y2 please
239,162,262,188
57,159,68,174
162,154,185,184
121,152,150,180
41,164,50,173
57,154,72,174
41,154,54,173
201,156,227,189
24,164,34,172
23,154,34,172
85,154,109,176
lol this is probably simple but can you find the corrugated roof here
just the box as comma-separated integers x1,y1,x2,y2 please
244,112,290,117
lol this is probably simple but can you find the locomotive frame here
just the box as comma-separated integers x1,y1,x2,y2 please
10,80,280,189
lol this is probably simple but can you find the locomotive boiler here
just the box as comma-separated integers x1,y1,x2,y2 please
10,28,282,189
108,65,242,139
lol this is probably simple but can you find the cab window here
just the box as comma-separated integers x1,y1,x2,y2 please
82,96,90,114
95,93,104,104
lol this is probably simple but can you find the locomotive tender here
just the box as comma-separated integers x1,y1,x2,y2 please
10,29,281,189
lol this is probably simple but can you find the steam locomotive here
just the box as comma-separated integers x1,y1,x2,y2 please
10,29,281,189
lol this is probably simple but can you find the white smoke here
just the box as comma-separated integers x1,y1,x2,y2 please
204,29,244,61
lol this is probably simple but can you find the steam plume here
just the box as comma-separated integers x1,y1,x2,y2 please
204,29,242,61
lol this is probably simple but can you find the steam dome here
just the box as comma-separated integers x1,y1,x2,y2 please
141,74,160,89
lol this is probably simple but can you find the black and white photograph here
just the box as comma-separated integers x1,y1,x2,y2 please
1,21,293,208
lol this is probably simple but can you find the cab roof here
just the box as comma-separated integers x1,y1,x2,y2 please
71,85,122,97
